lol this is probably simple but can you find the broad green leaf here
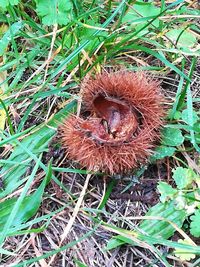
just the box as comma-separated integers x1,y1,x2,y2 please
172,167,194,190
190,210,200,238
182,109,198,125
0,21,24,56
157,182,177,203
166,28,197,49
139,201,187,239
122,0,160,35
161,127,184,147
151,145,176,160
36,0,73,26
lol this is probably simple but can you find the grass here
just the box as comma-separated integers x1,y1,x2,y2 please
0,0,200,266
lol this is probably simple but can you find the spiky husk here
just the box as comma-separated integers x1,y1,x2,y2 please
60,71,165,174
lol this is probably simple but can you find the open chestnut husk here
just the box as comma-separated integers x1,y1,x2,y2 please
60,71,165,175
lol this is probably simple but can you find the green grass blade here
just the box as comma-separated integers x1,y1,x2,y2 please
50,0,126,78
0,100,76,197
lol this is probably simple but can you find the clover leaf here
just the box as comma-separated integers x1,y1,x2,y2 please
36,0,72,26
